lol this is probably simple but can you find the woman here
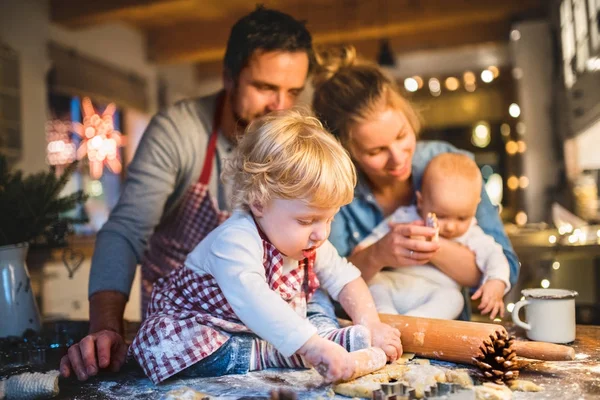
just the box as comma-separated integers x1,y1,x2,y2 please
312,47,519,317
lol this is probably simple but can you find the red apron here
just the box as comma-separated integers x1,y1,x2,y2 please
140,95,229,314
129,235,320,384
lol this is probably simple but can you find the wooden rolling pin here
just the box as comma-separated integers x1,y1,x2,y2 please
378,314,575,363
379,314,506,365
511,340,575,361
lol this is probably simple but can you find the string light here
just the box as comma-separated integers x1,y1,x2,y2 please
515,211,528,226
445,77,460,91
541,279,550,288
519,176,529,188
481,69,494,83
510,29,521,41
507,176,519,190
558,223,573,235
465,83,477,92
500,123,511,138
517,140,527,153
509,103,521,118
568,235,578,244
505,141,518,155
45,120,76,172
413,76,424,89
472,121,491,148
404,77,419,92
428,78,441,96
506,303,515,312
487,66,500,78
72,97,124,179
572,229,587,244
516,122,526,135
463,71,476,85
552,261,560,270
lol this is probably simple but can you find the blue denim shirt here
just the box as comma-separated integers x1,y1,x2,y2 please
329,140,520,287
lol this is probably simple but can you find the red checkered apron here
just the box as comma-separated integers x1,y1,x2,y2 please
129,233,320,384
140,95,229,315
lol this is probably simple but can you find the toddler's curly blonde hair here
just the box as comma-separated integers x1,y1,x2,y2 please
222,109,356,211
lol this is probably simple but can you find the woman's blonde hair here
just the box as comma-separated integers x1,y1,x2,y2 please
223,109,357,211
312,46,421,147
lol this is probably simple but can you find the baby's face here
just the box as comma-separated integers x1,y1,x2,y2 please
417,179,480,239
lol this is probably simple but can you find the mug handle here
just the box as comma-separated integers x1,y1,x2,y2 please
511,300,531,330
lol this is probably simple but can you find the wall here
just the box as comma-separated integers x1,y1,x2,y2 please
510,21,557,223
574,118,600,171
0,0,50,174
49,22,158,117
388,42,510,79
159,64,222,105
0,0,160,174
0,0,167,321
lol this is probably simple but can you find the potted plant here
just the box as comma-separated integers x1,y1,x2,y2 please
0,155,87,337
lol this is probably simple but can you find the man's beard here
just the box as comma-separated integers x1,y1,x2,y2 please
232,108,251,132
230,86,266,133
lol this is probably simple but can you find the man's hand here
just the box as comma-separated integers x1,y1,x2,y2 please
60,291,128,381
59,330,128,381
472,279,507,320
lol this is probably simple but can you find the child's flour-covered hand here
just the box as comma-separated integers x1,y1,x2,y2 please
472,279,506,320
367,322,402,362
297,334,354,383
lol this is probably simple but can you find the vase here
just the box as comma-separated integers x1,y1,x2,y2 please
0,243,42,338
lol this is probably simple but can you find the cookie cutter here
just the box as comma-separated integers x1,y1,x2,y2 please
372,381,465,399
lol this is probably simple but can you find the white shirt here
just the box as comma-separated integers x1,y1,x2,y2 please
183,210,361,356
360,205,511,293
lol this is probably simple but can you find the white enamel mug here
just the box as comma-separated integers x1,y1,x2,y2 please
511,288,578,343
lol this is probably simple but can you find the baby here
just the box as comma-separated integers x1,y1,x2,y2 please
129,110,402,384
357,152,511,320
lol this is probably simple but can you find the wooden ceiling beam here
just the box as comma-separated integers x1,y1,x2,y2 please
194,19,511,82
351,19,512,61
149,0,544,64
50,0,191,29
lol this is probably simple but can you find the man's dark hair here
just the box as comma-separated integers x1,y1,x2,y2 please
224,5,314,80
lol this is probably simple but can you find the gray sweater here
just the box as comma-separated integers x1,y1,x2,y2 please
88,92,234,298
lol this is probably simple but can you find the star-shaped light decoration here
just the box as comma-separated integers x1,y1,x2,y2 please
45,119,76,174
72,97,124,179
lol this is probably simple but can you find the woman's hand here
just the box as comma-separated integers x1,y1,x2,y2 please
429,238,481,287
373,221,440,268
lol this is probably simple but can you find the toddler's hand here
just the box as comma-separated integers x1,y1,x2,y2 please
367,322,402,362
297,335,354,383
472,279,506,320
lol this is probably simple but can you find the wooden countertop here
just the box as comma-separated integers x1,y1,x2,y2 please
506,324,600,399
2,321,597,399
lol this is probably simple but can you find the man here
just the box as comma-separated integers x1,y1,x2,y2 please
60,6,313,381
